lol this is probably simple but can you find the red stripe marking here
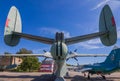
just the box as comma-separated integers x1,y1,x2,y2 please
5,18,10,27
112,16,116,26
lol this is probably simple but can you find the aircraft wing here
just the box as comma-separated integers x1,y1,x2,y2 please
66,53,107,60
80,68,92,72
0,52,52,58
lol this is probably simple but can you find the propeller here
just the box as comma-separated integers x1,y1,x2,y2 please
69,49,77,54
77,63,80,66
42,50,48,62
42,57,48,62
67,49,78,62
74,49,77,52
73,57,78,61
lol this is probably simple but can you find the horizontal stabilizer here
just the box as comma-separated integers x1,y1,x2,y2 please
65,31,107,45
13,32,54,44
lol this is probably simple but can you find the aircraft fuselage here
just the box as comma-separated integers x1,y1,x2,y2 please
50,32,68,78
51,32,68,61
51,42,68,61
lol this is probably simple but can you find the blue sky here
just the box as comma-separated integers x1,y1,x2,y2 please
0,0,120,65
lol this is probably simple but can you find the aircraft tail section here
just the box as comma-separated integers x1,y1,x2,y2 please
4,6,54,46
65,5,117,46
99,5,117,46
104,47,120,66
4,5,117,46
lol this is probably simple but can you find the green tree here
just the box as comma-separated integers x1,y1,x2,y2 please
16,48,33,54
20,57,40,72
16,48,40,72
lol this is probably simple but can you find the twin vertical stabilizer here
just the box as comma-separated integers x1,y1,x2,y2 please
4,5,117,47
4,6,22,46
99,5,117,46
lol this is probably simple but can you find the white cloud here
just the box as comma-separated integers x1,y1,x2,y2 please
109,0,120,11
33,47,50,54
117,27,120,38
33,48,44,54
92,0,120,10
74,38,104,49
40,27,71,38
87,39,101,44
80,43,102,49
92,0,110,10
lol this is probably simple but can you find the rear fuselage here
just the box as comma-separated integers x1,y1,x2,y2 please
50,32,68,77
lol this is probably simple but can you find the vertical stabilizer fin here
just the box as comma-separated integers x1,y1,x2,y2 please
104,48,120,65
99,5,117,46
4,6,22,46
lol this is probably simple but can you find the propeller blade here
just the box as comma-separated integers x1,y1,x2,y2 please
74,49,77,52
66,58,69,61
42,57,48,62
74,57,78,61
43,50,47,53
69,51,72,54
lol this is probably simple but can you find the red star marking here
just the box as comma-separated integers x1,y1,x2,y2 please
5,18,10,27
112,16,116,26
